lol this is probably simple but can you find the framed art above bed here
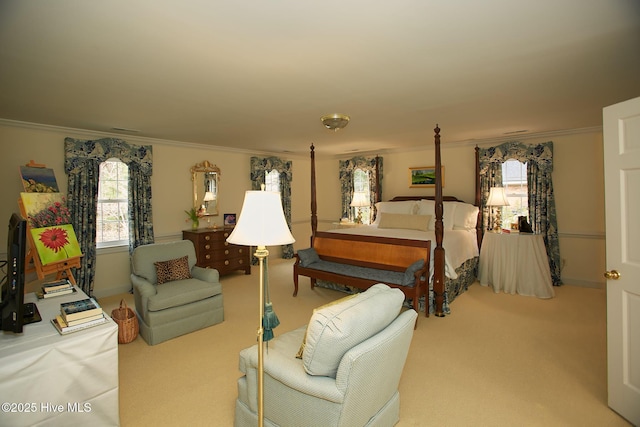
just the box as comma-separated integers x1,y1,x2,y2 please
408,166,444,188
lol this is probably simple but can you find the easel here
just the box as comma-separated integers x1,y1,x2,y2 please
19,161,82,285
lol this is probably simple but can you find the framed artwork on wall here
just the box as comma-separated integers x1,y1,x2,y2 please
408,166,445,188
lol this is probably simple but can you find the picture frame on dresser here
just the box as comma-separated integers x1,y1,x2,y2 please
223,213,236,226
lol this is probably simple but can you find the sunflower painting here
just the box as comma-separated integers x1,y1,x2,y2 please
30,224,82,265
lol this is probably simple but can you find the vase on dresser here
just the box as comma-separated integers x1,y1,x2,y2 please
183,228,251,276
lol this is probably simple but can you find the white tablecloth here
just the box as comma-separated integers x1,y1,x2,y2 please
478,232,555,298
0,289,119,426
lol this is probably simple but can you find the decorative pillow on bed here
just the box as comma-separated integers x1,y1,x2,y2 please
301,283,404,378
373,201,418,224
297,248,321,267
154,255,192,285
452,202,479,230
378,213,431,232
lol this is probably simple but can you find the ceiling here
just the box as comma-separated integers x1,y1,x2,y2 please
1,1,639,156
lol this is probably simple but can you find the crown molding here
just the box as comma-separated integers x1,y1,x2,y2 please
0,118,309,159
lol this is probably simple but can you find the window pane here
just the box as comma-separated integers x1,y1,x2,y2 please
265,170,280,192
353,168,371,224
97,159,129,247
501,159,528,228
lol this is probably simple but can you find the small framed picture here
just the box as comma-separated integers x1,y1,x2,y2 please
224,213,236,226
408,166,445,188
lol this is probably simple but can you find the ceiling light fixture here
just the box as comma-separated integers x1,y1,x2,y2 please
321,113,350,131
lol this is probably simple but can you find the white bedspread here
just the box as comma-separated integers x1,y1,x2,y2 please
327,225,479,279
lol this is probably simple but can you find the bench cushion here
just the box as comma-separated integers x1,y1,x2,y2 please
302,284,404,377
303,258,423,288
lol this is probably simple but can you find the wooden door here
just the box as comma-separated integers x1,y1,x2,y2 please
603,96,640,426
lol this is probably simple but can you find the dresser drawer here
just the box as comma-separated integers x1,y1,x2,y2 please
183,228,251,276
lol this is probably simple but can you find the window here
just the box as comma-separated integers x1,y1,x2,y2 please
353,168,371,224
97,159,129,248
501,159,528,228
265,169,280,192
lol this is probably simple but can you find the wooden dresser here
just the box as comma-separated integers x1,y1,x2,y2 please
183,228,251,276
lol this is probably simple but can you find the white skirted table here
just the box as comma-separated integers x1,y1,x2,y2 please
478,232,555,298
0,288,119,426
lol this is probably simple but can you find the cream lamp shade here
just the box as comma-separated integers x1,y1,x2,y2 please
350,191,370,207
203,191,215,202
486,187,510,207
227,191,295,247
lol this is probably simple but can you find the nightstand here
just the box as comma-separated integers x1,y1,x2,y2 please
478,232,554,298
183,228,251,276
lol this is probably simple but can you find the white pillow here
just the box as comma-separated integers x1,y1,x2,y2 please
302,284,404,378
420,200,457,230
416,199,435,216
452,202,479,230
373,201,417,225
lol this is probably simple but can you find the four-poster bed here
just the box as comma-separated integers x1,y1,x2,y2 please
305,125,482,316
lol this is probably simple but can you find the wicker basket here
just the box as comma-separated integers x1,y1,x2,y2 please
111,299,139,344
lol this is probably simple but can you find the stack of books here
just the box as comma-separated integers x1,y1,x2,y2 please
37,279,76,299
51,297,107,335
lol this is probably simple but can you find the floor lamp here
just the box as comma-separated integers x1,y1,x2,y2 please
226,189,295,427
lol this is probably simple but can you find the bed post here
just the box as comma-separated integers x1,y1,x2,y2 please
310,143,318,241
475,146,482,249
375,155,381,203
433,125,445,317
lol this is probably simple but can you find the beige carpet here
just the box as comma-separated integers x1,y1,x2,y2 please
99,258,630,427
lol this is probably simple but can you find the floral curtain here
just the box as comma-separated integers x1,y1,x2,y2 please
250,156,294,259
479,141,561,285
64,137,154,295
338,156,383,222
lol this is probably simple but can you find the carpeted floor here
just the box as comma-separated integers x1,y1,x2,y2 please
99,258,630,427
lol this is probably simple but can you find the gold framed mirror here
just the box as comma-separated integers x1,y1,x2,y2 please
191,161,220,216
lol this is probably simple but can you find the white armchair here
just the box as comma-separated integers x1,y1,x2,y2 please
234,284,417,427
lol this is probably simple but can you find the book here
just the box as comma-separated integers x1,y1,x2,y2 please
51,314,107,335
42,279,72,292
55,312,105,327
43,285,74,294
36,287,77,299
60,298,103,322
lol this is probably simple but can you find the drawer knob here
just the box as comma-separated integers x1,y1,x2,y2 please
238,248,243,253
224,232,229,238
224,260,230,265
205,235,211,241
238,260,243,264
225,250,229,255
205,244,211,250
224,242,229,246
205,254,211,260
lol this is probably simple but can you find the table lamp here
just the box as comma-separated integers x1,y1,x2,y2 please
226,189,295,427
486,187,510,232
350,191,370,224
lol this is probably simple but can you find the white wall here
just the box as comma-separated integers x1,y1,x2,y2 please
1,120,606,297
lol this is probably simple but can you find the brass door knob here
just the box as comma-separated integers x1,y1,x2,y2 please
604,270,621,280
